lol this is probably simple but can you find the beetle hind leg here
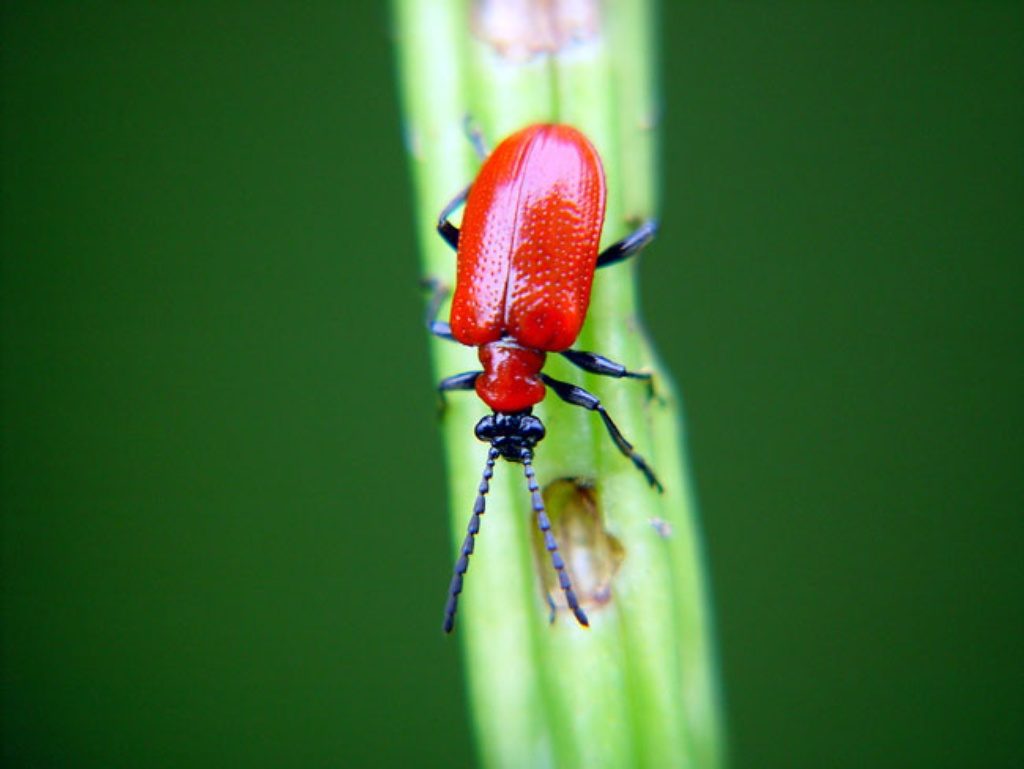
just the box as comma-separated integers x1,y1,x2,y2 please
596,219,658,269
461,115,489,160
436,185,469,251
421,277,455,341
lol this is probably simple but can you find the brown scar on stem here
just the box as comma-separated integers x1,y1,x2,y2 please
531,477,624,618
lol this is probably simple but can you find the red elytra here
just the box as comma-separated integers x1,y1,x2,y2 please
451,124,606,412
426,123,661,633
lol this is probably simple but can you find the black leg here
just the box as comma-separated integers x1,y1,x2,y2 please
559,348,655,399
596,219,658,269
462,115,489,160
541,374,663,492
421,277,454,341
436,121,490,252
434,372,480,417
438,371,480,407
436,185,469,251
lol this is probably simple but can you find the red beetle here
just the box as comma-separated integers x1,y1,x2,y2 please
426,123,660,632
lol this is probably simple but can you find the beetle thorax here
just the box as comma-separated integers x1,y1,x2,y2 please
475,339,547,413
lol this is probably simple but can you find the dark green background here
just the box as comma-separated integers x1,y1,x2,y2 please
2,3,1021,768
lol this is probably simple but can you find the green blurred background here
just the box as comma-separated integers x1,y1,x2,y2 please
2,3,1021,768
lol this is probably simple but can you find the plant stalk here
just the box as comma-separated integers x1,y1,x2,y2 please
393,2,724,767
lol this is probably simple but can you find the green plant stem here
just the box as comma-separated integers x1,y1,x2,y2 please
393,2,724,767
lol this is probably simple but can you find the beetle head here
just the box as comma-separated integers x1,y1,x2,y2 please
474,411,545,462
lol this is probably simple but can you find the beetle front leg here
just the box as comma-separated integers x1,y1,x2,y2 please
559,348,655,400
596,219,658,269
436,371,481,415
541,374,663,492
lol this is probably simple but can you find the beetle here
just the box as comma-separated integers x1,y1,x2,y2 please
426,123,661,633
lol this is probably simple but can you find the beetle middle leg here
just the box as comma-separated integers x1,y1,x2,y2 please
436,185,469,251
541,374,663,492
421,276,455,341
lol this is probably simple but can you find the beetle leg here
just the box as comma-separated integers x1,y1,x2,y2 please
421,277,455,341
559,349,655,400
461,115,490,159
439,370,480,393
596,219,658,269
436,118,490,251
431,322,454,340
541,374,663,492
436,185,470,251
437,371,481,415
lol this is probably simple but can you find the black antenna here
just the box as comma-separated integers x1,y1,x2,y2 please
443,447,499,633
521,450,590,628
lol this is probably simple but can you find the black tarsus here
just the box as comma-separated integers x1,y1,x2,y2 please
541,374,664,492
596,219,658,269
462,115,489,160
545,592,557,624
522,450,589,628
443,447,499,633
